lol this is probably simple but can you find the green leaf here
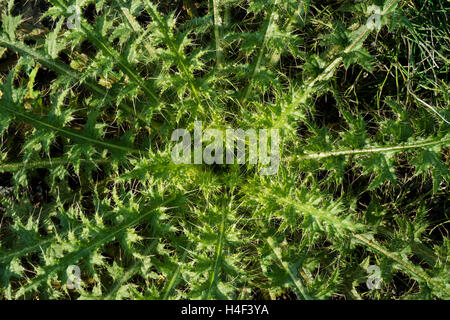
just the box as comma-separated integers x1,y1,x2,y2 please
1,13,22,40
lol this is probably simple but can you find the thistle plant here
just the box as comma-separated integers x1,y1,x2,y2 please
0,0,448,300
